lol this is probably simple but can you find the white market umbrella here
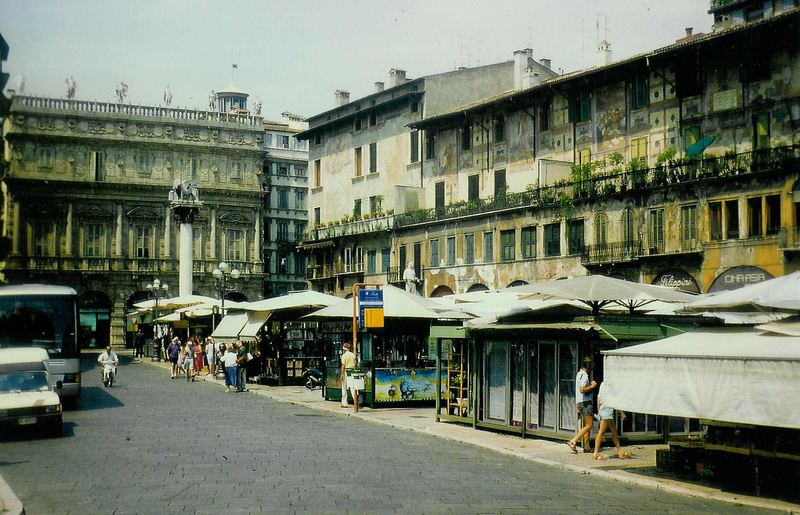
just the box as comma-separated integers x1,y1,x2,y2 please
134,294,218,311
154,311,181,323
511,275,695,314
304,284,444,320
683,271,800,312
240,290,341,313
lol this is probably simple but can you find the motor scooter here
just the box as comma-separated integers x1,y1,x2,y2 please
303,367,323,390
101,360,118,387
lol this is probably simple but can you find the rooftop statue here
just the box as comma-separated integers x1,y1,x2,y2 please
65,76,76,99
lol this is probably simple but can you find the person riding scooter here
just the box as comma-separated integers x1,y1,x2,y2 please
97,345,119,386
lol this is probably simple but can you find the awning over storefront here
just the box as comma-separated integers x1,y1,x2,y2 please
211,312,249,342
602,328,800,430
239,311,270,338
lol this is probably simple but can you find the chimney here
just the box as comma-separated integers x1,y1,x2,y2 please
539,58,552,70
374,82,385,93
335,89,350,107
388,69,407,88
685,27,693,38
514,48,534,90
596,40,612,67
521,68,541,89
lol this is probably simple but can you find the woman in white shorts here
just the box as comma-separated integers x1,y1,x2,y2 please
205,337,217,377
184,340,195,382
593,383,629,460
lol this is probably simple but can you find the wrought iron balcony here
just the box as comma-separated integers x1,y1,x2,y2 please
395,145,800,228
779,227,800,250
304,214,394,243
581,240,643,265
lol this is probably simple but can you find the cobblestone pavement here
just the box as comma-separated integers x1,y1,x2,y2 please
0,356,772,514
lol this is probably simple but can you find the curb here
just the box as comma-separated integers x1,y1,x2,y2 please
145,360,800,514
0,470,24,515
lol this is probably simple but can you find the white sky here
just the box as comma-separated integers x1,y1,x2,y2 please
2,0,712,121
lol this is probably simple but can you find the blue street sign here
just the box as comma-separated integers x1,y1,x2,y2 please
358,288,383,306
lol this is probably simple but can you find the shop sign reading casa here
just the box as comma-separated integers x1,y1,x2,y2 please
708,266,774,293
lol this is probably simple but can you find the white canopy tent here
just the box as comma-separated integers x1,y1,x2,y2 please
682,271,800,312
134,294,218,311
304,284,447,320
210,312,249,343
239,311,271,339
240,290,341,312
602,328,800,430
511,275,695,314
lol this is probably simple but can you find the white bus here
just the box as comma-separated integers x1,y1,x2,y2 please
0,285,81,406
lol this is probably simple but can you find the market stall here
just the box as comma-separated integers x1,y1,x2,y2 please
305,284,456,407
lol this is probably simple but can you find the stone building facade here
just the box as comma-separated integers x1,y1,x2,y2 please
263,115,309,296
300,6,800,298
1,96,266,347
299,57,556,295
404,7,800,296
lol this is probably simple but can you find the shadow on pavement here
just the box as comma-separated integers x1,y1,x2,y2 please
76,386,124,411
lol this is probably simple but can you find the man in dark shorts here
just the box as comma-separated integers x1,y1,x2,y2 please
167,337,181,379
567,357,597,453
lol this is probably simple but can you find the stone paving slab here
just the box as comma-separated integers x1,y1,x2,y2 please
168,358,800,515
0,353,793,514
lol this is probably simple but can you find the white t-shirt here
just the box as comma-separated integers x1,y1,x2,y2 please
575,369,591,403
221,351,238,368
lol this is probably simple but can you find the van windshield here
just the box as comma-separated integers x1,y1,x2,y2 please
0,371,51,393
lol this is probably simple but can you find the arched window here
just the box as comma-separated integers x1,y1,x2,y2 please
594,212,608,246
430,285,455,298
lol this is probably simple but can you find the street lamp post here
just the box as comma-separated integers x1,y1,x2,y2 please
212,261,240,321
146,278,170,361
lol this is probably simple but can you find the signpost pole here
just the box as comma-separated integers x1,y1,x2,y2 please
352,284,359,413
350,282,383,414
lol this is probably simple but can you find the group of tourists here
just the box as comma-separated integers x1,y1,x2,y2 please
163,335,252,392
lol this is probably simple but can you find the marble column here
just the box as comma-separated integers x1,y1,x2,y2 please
164,206,172,258
65,204,73,257
209,207,217,260
179,221,193,296
115,204,123,257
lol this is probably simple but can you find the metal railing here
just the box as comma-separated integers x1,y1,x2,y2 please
12,95,263,126
580,240,643,264
395,145,800,228
778,227,800,249
304,214,395,243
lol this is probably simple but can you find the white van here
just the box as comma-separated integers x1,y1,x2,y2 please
0,348,63,437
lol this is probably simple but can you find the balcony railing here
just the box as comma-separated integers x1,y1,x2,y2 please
581,240,643,265
395,145,800,228
2,256,263,275
306,264,335,280
304,214,394,243
779,227,800,250
12,95,263,126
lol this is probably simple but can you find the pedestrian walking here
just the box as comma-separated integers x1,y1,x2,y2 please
235,340,250,392
193,338,203,376
592,383,630,460
205,337,217,377
221,343,238,392
567,357,598,453
134,329,145,361
184,338,196,382
167,337,181,378
339,342,356,408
